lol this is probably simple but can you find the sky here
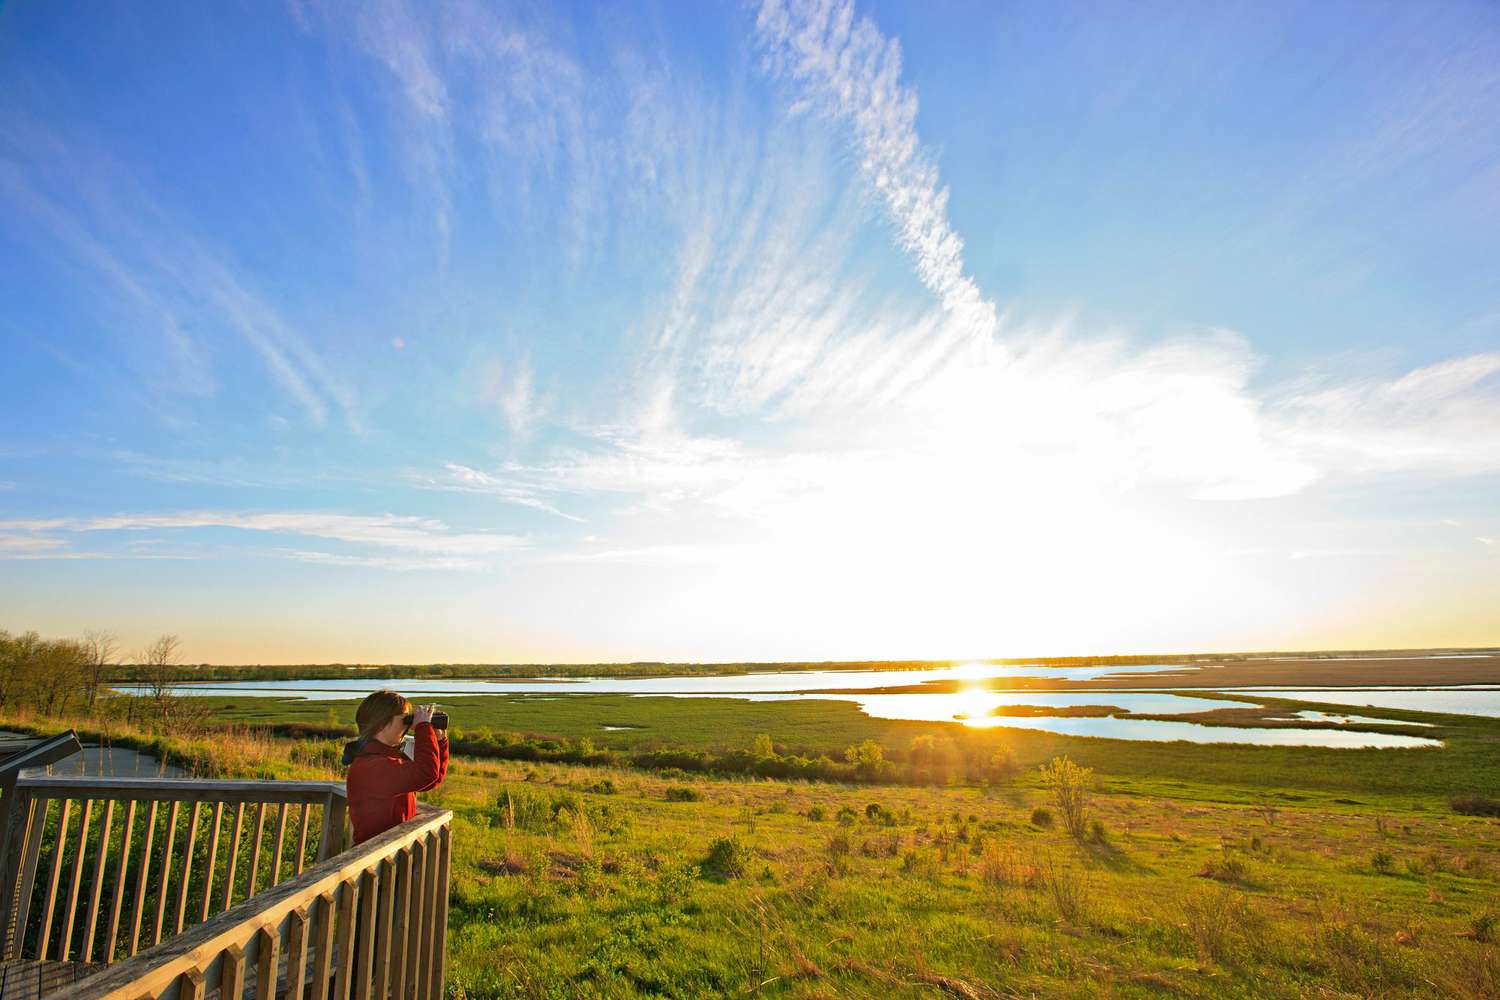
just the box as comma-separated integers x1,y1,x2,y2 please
1,0,1498,665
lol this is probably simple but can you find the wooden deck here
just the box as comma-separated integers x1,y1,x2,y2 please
0,731,452,999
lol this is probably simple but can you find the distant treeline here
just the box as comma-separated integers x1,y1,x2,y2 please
276,720,1022,787
96,650,1418,684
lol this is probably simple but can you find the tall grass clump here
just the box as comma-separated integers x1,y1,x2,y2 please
1038,756,1092,839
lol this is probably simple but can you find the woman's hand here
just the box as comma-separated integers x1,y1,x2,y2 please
412,704,435,727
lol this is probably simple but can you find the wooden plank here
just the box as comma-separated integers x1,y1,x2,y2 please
176,965,205,1000
294,801,311,875
16,776,343,802
36,797,73,961
102,800,136,966
0,786,35,961
82,800,115,963
317,792,347,862
199,802,223,924
390,847,411,999
245,802,267,901
151,800,181,947
373,856,395,1000
354,867,377,1000
418,832,440,1000
431,824,451,1000
13,798,47,962
332,879,357,1000
61,807,449,1000
221,803,244,913
269,801,289,887
404,838,426,1000
283,905,309,1000
59,798,94,960
254,922,280,999
127,801,157,956
310,890,336,1000
172,802,201,936
219,941,247,1000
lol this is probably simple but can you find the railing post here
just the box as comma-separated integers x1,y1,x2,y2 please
0,785,34,959
318,791,348,862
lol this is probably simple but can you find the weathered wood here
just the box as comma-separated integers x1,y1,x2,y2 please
318,792,347,862
294,801,311,876
221,803,244,913
390,847,411,999
199,802,223,924
431,823,451,1000
404,838,426,1000
254,922,279,999
0,789,36,961
219,940,246,1000
59,798,94,960
12,798,47,962
354,867,377,1000
102,800,137,965
245,803,267,902
419,831,440,1000
176,965,205,1000
35,798,72,961
283,905,309,1000
63,806,449,1000
126,801,157,956
15,777,346,804
311,890,336,1000
332,879,357,1000
269,802,289,888
373,856,395,1000
151,801,181,947
173,802,201,935
82,800,116,963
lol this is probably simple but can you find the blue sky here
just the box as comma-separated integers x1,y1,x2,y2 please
2,0,1497,663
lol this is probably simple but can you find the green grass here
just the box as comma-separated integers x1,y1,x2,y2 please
202,690,1500,804
8,699,1500,998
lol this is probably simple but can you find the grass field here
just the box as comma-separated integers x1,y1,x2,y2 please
7,676,1500,998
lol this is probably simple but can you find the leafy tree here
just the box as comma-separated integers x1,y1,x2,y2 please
1039,755,1094,839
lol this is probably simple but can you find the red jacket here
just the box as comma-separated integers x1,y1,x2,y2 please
346,722,449,845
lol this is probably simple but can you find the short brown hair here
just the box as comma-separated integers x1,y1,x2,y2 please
355,689,412,740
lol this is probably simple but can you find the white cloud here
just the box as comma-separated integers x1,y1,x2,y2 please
0,510,525,566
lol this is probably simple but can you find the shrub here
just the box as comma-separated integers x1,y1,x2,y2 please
1038,756,1092,839
665,786,702,802
495,786,553,832
806,805,827,821
1030,808,1053,829
1451,795,1500,817
835,806,859,826
703,837,753,879
1371,850,1395,875
1471,912,1498,944
864,802,894,825
586,778,617,795
1088,820,1107,843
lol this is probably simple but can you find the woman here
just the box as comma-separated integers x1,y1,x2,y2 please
343,689,449,844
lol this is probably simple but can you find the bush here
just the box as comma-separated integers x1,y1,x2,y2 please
665,786,702,802
585,778,617,795
1088,819,1107,843
703,837,753,879
1030,808,1053,829
1451,795,1500,817
806,805,827,821
1038,756,1093,839
835,806,859,826
1371,850,1395,875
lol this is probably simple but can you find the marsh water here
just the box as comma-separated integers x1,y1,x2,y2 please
106,660,1500,748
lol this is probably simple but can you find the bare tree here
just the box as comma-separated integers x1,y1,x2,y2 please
135,634,183,717
81,629,118,713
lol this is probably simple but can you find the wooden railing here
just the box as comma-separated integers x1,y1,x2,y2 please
0,775,347,970
65,802,451,1000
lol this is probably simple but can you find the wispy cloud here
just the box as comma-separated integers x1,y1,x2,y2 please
0,121,356,427
419,463,584,522
0,510,524,566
